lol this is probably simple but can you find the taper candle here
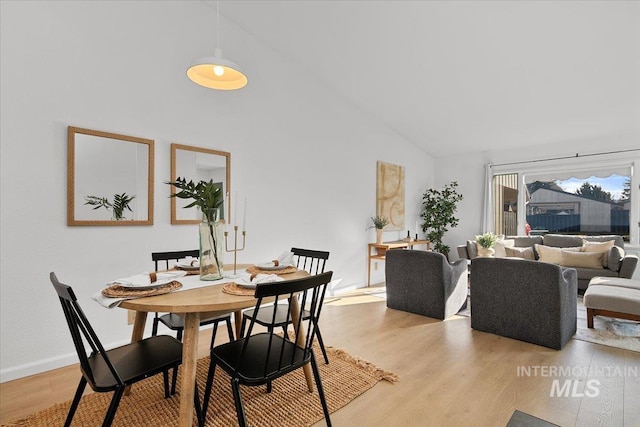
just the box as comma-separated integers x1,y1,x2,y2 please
243,197,247,231
225,192,229,223
234,191,238,225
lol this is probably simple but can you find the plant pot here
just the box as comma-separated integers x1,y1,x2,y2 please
477,247,495,258
376,229,384,244
199,208,224,280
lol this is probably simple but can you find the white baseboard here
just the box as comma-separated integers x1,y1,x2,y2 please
0,338,131,383
1,352,77,383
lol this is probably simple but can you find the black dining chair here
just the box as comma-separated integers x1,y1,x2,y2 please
49,272,203,427
151,250,235,394
151,250,234,346
202,271,334,427
239,247,331,364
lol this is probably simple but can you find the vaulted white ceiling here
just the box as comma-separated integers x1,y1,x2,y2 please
216,1,639,157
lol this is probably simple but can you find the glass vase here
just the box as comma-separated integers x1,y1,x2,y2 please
199,208,224,280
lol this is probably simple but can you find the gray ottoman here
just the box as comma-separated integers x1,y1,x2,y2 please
583,280,640,328
588,276,640,290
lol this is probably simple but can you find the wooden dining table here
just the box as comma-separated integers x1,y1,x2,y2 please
118,264,310,427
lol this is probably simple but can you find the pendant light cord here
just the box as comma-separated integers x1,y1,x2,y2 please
216,0,220,48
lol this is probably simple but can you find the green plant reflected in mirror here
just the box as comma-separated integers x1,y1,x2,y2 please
170,143,230,225
67,126,154,226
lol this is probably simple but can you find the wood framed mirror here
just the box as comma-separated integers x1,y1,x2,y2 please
170,143,231,225
67,126,154,226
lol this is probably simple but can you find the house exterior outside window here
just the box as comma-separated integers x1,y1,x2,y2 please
526,179,630,240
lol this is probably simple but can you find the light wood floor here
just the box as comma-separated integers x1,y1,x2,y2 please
1,289,639,427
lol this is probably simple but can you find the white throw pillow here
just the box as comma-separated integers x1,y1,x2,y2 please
535,244,582,265
505,246,536,260
493,239,515,258
535,244,562,264
582,240,615,268
561,250,604,269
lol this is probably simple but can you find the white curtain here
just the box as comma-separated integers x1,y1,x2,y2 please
481,163,494,233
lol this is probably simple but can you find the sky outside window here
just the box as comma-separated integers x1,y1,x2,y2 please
556,174,629,200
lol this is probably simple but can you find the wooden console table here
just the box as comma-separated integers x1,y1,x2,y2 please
367,239,430,286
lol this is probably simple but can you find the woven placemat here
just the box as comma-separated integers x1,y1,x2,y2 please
222,282,255,296
245,265,297,275
101,281,183,298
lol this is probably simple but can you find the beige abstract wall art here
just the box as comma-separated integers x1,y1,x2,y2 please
376,161,405,231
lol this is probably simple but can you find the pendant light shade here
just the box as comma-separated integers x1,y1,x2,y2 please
187,0,247,91
187,47,248,90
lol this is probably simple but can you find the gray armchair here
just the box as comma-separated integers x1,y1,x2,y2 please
470,257,577,350
385,249,468,320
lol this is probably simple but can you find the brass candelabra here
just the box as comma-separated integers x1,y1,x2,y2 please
224,226,246,275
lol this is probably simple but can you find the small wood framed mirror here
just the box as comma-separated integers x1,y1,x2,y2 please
170,143,231,225
67,126,154,226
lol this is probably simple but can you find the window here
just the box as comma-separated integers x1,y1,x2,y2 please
525,174,630,240
485,154,638,245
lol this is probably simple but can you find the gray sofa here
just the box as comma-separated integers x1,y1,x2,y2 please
385,249,468,320
470,257,577,350
457,234,637,290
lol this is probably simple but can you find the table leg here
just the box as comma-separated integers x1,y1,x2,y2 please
124,311,148,396
131,310,147,342
178,313,200,427
233,309,243,338
289,297,314,392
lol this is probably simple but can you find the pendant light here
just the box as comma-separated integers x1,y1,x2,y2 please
187,0,248,90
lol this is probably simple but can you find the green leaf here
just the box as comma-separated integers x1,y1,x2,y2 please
166,177,224,213
84,193,135,220
420,181,463,257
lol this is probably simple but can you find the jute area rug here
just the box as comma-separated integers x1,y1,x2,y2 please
2,347,398,427
456,296,640,352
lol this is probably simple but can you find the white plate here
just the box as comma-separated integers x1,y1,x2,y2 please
255,263,290,271
237,282,257,289
113,272,185,289
115,280,175,290
177,258,199,267
177,264,200,271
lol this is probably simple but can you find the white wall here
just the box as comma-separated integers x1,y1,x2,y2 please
0,1,433,381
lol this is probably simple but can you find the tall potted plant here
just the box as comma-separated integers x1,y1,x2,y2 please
166,177,224,280
420,181,463,258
